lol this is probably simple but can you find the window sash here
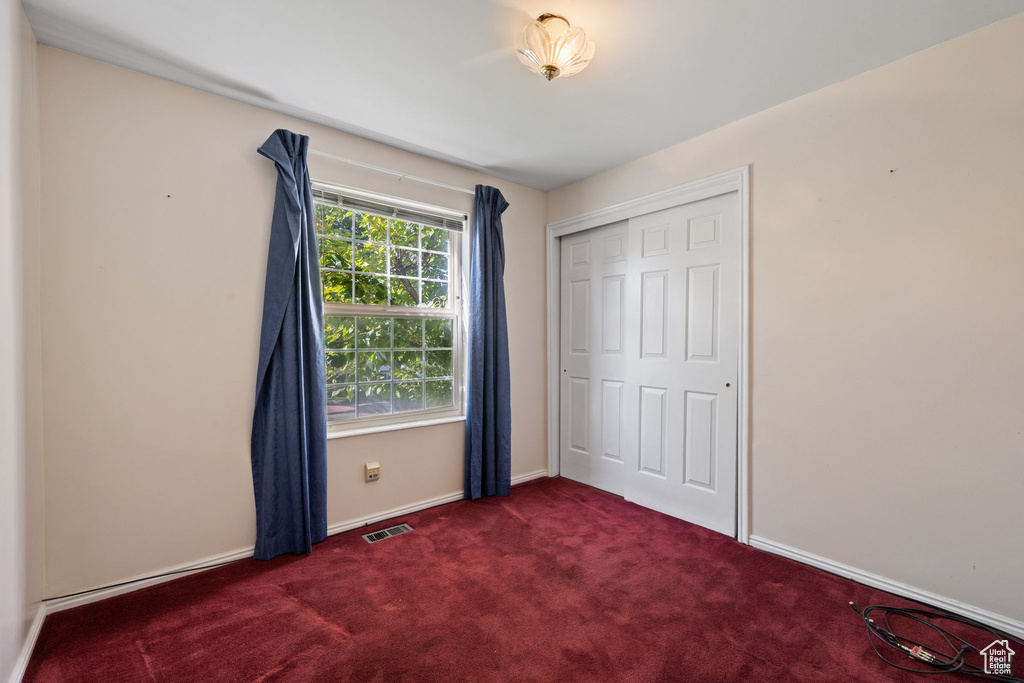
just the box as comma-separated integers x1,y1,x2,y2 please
323,302,458,319
322,311,463,427
316,210,460,311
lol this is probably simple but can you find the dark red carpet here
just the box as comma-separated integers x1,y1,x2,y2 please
25,477,963,681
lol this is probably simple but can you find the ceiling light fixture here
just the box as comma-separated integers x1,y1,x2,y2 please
514,13,595,81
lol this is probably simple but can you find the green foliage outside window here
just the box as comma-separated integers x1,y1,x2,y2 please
316,205,449,308
316,202,457,423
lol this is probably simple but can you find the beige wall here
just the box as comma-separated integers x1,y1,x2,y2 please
2,0,43,677
21,3,45,635
549,14,1024,620
37,47,548,597
0,0,26,675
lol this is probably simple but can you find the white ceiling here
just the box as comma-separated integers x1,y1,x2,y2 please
23,0,1024,191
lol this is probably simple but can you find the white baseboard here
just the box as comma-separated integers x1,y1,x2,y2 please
43,546,257,614
8,603,46,683
325,491,466,537
324,468,548,536
512,469,549,486
44,469,551,615
749,535,1024,641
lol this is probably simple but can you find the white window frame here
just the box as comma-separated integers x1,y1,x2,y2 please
312,180,469,438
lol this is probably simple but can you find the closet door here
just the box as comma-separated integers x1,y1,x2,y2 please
559,221,629,495
559,190,741,537
622,192,740,536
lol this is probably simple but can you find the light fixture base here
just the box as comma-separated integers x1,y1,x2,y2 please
540,64,561,81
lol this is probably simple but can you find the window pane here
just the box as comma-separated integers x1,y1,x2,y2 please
390,277,420,306
323,314,457,424
354,213,388,243
319,237,352,270
394,381,423,412
357,351,392,382
426,349,452,378
325,352,355,383
327,384,356,421
421,226,448,252
322,270,354,304
358,383,392,416
357,317,392,349
421,251,447,280
424,319,452,348
390,220,418,248
321,207,353,238
324,316,355,350
425,380,453,409
317,192,461,426
354,241,387,274
354,272,389,305
389,247,419,278
394,318,423,349
422,280,448,308
393,350,423,380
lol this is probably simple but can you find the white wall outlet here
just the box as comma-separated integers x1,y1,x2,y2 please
365,461,380,482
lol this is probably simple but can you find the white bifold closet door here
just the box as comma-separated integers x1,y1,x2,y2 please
559,191,740,536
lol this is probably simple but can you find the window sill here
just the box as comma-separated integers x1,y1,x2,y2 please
327,414,466,440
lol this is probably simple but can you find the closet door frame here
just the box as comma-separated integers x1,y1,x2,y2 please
545,166,751,543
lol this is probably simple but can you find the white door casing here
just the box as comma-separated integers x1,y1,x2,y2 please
549,168,749,540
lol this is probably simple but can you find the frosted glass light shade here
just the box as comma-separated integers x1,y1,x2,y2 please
515,14,596,81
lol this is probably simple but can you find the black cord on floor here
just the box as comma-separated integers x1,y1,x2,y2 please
850,602,1024,681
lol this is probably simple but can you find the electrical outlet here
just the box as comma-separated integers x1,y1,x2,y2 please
365,461,380,482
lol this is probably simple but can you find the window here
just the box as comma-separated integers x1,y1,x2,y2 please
313,183,466,432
